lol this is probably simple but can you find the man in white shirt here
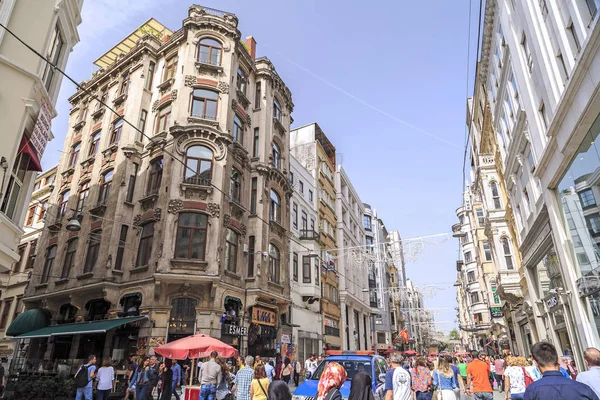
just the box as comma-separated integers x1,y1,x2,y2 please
384,353,411,400
577,347,600,398
304,354,317,375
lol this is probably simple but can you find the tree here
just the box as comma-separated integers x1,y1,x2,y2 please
449,329,460,341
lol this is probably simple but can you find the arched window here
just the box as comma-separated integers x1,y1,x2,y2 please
88,131,101,157
76,181,90,212
136,222,154,267
274,97,282,121
61,239,78,279
58,190,70,219
185,146,213,186
147,157,164,195
198,38,222,65
168,298,198,341
225,228,239,273
272,142,280,169
269,244,280,284
230,168,241,202
502,237,514,270
84,230,101,273
191,89,218,120
490,181,501,209
175,213,208,260
41,245,57,283
98,169,113,205
270,189,281,223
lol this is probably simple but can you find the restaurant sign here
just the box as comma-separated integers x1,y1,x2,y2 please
251,307,276,326
221,323,247,336
30,99,52,158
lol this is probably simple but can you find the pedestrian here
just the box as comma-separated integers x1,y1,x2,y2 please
159,360,173,400
523,341,599,399
171,359,182,400
250,364,270,400
199,351,223,400
446,356,464,400
410,357,432,400
558,357,571,379
265,359,275,382
433,356,458,400
385,353,411,400
135,357,154,400
281,357,293,384
465,351,493,400
96,358,115,400
255,356,263,367
268,380,292,400
456,356,468,385
577,347,600,398
149,356,161,398
317,362,347,400
275,355,283,380
349,372,374,400
74,354,97,400
525,356,541,382
494,355,505,392
305,355,318,377
294,358,302,386
236,356,255,400
216,358,235,400
503,356,528,400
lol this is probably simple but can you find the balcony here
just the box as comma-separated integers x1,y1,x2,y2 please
452,223,465,238
496,269,524,305
299,229,319,240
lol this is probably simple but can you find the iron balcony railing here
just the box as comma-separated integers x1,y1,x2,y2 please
299,229,319,240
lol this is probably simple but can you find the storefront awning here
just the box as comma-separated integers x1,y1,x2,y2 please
18,136,42,172
16,316,146,339
6,309,51,337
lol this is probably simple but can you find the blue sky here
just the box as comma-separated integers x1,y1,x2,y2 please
43,0,480,334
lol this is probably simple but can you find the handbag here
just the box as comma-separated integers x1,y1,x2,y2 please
522,367,534,387
431,370,442,400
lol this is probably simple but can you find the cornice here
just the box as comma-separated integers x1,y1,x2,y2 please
478,0,497,83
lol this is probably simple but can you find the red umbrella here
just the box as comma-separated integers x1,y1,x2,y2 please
154,334,239,360
403,350,417,356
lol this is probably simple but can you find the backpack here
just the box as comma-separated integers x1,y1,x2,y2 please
522,367,534,387
75,365,90,388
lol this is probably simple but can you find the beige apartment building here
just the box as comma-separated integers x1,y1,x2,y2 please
11,6,295,370
0,0,82,272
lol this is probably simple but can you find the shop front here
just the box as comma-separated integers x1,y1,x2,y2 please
220,296,245,352
248,306,278,357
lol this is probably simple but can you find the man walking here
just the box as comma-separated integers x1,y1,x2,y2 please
466,351,493,400
236,356,255,400
265,359,275,382
577,347,600,397
384,352,412,400
294,358,302,386
74,354,97,400
524,342,598,399
172,359,182,400
199,351,223,400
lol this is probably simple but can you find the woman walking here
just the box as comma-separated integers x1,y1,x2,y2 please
503,356,528,400
96,358,115,400
216,358,235,400
317,362,347,400
432,357,458,400
268,380,292,400
281,358,293,384
349,372,374,400
159,360,173,400
250,364,271,400
411,357,432,400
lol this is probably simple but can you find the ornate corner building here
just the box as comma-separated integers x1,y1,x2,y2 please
18,6,295,361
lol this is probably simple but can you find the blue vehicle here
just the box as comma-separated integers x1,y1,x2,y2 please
292,351,389,400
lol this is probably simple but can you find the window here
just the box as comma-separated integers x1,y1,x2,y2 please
114,225,128,270
25,205,36,226
272,142,281,169
191,89,218,120
84,231,101,273
269,244,280,283
580,189,596,208
301,211,308,231
236,67,247,94
527,151,535,172
255,81,262,107
184,146,212,186
198,38,222,65
302,255,311,283
58,190,70,219
96,86,108,111
145,61,155,90
119,73,130,95
40,246,57,283
233,115,244,143
586,214,600,236
273,98,282,121
299,181,304,193
476,208,485,226
14,245,26,273
248,235,255,277
577,253,591,265
292,203,298,229
293,253,298,282
490,182,501,209
26,240,37,270
76,181,90,212
521,33,533,71
483,242,492,261
253,128,259,157
136,222,155,267
586,0,598,17
0,300,12,330
467,271,476,283
365,236,374,251
557,51,569,82
97,170,113,205
290,172,294,184
12,297,23,323
250,177,257,214
155,105,171,133
136,110,148,142
1,152,31,220
230,168,242,203
470,291,480,304
364,215,372,231
309,190,313,201
464,251,472,263
69,143,81,168
175,213,208,260
42,26,63,92
147,157,164,195
126,163,139,203
164,55,178,81
61,239,78,278
88,131,101,157
502,237,514,270
567,20,581,53
38,200,47,221
270,189,281,222
224,228,238,273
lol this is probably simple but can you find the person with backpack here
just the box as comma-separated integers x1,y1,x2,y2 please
75,354,97,400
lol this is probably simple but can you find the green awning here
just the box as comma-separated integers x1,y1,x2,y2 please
6,309,51,337
16,316,146,339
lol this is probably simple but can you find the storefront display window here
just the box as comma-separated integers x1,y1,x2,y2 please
168,298,197,342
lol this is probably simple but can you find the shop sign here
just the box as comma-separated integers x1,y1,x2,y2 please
546,295,559,310
490,307,503,318
577,275,600,298
30,99,52,158
281,334,291,344
251,307,276,326
222,323,247,336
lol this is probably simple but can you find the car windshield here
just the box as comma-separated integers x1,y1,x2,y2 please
310,359,372,381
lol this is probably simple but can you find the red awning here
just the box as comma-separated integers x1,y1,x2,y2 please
18,136,42,172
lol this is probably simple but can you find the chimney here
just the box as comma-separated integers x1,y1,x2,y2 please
245,36,256,59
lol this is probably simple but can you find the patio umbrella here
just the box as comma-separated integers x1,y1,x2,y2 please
403,350,417,356
154,334,239,360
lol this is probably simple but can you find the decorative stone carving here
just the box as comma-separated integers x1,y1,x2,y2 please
173,130,228,161
154,208,162,221
223,214,231,226
185,75,197,87
231,99,238,110
207,203,220,218
245,114,251,125
171,89,178,100
152,100,160,112
168,199,184,214
133,214,141,226
218,81,229,94
240,223,247,237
